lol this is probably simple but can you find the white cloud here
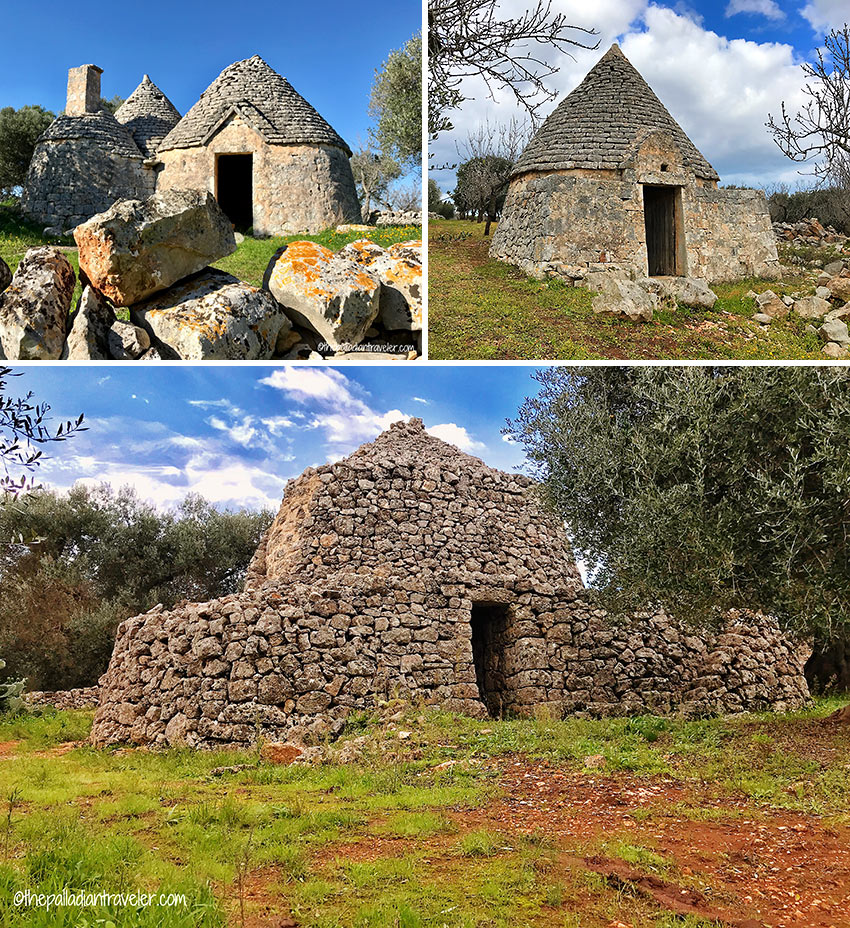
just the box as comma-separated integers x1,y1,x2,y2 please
310,409,408,445
427,423,485,453
260,368,359,405
725,0,785,20
208,415,257,447
801,0,847,32
261,416,296,436
412,396,430,405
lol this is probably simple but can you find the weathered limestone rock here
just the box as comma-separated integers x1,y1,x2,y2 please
64,285,151,360
591,277,657,322
822,342,849,359
825,303,850,323
131,268,291,360
263,241,381,350
755,290,789,319
74,190,236,306
793,296,832,320
0,256,11,293
0,247,75,359
340,239,423,331
89,419,811,750
819,319,850,347
654,276,717,309
826,275,850,303
753,313,773,325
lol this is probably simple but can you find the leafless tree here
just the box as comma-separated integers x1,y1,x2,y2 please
428,0,598,137
767,25,850,220
387,180,423,212
455,118,531,235
350,146,402,221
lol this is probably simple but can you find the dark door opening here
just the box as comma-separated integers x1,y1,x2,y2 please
643,185,681,276
471,603,509,718
216,154,253,231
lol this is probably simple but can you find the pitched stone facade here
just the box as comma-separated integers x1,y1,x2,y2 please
23,57,360,236
491,45,780,283
90,419,810,749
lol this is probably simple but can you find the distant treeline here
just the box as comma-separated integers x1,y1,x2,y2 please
763,185,850,235
0,485,272,691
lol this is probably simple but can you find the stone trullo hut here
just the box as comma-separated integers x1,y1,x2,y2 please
91,419,809,749
491,44,780,283
22,65,158,231
23,57,360,236
156,55,361,235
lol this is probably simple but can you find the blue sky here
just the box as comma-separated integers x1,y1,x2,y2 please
9,366,540,512
0,0,420,166
431,0,848,197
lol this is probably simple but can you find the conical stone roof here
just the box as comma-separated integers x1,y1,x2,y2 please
158,55,351,155
115,75,181,157
37,111,143,159
513,44,718,181
246,417,582,591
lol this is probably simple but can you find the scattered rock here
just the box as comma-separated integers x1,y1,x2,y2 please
815,286,832,300
825,303,850,323
654,276,717,310
753,290,789,319
131,269,291,360
584,754,606,769
752,313,773,325
826,275,850,303
824,259,846,276
63,285,115,359
336,223,372,233
822,342,848,359
793,295,831,320
590,277,657,322
263,241,381,350
0,247,75,359
75,189,236,306
818,319,850,346
109,319,151,359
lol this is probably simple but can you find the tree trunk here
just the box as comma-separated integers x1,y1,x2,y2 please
806,631,850,693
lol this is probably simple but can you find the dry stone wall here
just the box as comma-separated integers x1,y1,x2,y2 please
491,172,780,284
89,420,811,749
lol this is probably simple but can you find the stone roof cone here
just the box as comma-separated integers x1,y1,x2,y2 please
245,417,583,592
115,75,181,157
159,55,351,155
513,43,718,181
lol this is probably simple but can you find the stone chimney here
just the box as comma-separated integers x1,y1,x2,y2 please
66,64,103,116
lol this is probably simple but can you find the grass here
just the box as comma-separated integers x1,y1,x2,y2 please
428,219,837,360
0,698,845,927
0,199,419,312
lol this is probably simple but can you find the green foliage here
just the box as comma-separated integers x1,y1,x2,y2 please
99,96,125,115
0,658,24,714
506,367,850,646
428,178,455,218
0,106,54,198
453,155,512,219
0,484,272,690
369,33,422,168
768,185,850,234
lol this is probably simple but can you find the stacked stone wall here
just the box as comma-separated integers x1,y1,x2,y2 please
22,141,155,232
90,575,810,749
491,171,780,283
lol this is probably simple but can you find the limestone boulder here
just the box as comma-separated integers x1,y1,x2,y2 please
340,239,423,331
74,189,236,306
826,274,850,303
0,247,75,359
793,296,831,320
822,342,849,359
263,241,381,350
754,290,789,319
654,276,717,310
64,286,151,360
590,277,657,322
825,303,850,323
819,319,850,347
0,256,11,293
131,268,292,360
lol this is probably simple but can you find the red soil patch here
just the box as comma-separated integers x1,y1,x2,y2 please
0,741,21,758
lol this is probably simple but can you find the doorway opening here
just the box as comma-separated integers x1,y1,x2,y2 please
216,154,253,231
470,602,510,718
643,185,683,276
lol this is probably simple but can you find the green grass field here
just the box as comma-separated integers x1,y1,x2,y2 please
0,699,847,928
428,220,836,361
